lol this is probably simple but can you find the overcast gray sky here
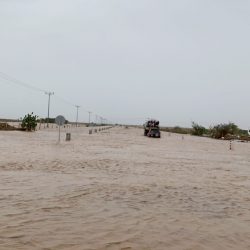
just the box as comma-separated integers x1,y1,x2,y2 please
0,0,250,128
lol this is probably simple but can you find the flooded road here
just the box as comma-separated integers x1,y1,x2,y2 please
0,127,250,249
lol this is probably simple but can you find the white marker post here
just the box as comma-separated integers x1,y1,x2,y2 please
55,115,66,143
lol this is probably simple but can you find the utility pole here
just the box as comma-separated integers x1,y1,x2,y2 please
75,105,80,127
88,111,92,126
45,91,54,128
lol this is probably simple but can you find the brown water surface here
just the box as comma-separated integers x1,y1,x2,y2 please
0,127,250,249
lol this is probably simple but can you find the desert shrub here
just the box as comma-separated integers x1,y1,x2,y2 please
161,126,192,134
238,129,249,136
21,112,38,131
209,122,239,139
191,122,207,136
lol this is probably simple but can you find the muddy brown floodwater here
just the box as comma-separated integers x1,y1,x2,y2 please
0,127,250,250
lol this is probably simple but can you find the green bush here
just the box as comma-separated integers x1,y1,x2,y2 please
209,122,239,139
191,122,207,136
21,112,38,131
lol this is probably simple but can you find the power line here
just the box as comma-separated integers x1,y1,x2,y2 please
53,95,75,107
0,71,46,93
0,71,113,124
0,71,75,110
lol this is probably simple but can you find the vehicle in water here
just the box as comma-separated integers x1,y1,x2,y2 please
144,119,161,138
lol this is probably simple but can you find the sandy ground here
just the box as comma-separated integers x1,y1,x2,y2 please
0,126,250,250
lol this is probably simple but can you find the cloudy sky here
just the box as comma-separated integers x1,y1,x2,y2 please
0,0,250,128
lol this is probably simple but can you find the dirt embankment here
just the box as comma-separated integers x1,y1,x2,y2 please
0,122,25,131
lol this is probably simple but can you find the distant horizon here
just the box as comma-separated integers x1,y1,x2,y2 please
1,115,249,130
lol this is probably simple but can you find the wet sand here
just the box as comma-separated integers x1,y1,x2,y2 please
0,127,250,250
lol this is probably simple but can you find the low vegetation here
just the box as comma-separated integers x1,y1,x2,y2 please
161,122,249,140
191,122,208,136
38,118,68,124
209,122,248,139
21,112,38,132
161,126,192,134
191,122,248,140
